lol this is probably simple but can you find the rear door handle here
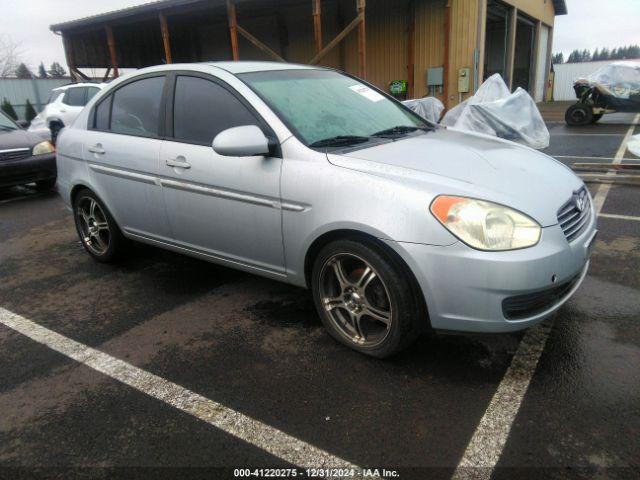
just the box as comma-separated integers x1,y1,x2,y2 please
88,144,105,154
166,157,191,169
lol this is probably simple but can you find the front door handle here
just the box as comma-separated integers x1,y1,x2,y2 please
166,157,191,169
88,144,105,154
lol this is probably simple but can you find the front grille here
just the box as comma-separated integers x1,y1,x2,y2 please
557,187,591,243
0,148,31,162
502,274,581,320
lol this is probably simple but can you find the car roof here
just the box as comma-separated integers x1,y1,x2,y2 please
206,61,321,74
53,83,106,92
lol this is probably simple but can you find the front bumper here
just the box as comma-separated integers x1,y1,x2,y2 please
388,209,597,333
0,153,56,188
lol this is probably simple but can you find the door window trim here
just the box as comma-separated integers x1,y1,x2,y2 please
89,73,169,140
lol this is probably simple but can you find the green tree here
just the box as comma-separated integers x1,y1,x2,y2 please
582,49,591,62
24,99,37,123
48,61,66,78
592,48,600,61
15,62,32,78
552,52,564,64
1,98,18,120
37,62,48,78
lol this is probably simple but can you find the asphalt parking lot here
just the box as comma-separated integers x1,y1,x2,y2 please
1,112,639,479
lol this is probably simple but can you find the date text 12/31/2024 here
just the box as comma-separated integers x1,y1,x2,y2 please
234,468,400,478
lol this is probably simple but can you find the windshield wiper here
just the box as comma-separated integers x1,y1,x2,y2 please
309,135,370,148
371,125,427,137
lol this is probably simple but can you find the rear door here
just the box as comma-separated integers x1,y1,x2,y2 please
159,73,284,275
82,74,170,239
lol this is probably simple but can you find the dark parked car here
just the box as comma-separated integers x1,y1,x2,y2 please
0,110,56,190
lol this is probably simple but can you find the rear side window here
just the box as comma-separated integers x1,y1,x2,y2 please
110,76,165,137
94,95,112,131
172,76,259,145
63,87,86,106
86,87,100,103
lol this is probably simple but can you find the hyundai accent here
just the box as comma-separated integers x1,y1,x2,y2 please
56,62,597,357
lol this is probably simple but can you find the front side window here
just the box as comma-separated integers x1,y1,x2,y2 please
172,76,259,145
63,87,87,107
94,94,112,131
238,69,428,146
110,76,165,137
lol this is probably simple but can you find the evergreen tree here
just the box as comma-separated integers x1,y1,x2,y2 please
37,62,48,78
1,98,18,120
552,52,564,64
24,99,37,123
628,45,640,58
600,48,610,60
15,62,32,79
582,49,592,62
48,61,66,78
592,48,600,61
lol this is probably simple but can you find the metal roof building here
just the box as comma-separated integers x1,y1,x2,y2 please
50,0,567,107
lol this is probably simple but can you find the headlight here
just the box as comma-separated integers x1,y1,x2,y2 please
32,141,55,156
430,195,541,251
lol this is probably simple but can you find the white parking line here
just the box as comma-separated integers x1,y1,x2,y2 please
599,213,640,222
452,112,640,480
550,133,625,137
0,307,360,470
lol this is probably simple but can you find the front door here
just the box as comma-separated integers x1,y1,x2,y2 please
159,74,284,275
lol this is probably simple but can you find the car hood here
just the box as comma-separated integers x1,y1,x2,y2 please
0,128,42,149
327,128,584,227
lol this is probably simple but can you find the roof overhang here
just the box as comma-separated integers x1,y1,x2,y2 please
553,0,568,15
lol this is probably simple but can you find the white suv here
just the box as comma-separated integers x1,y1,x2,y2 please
29,83,105,143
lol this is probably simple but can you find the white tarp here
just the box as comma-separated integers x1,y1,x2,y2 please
441,74,550,150
628,134,640,158
581,61,640,99
402,97,445,124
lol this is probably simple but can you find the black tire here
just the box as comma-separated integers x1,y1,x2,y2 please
311,238,423,358
49,122,63,145
34,178,57,192
72,189,127,263
591,113,604,124
565,103,593,126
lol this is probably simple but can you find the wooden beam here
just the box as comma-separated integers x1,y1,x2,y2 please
505,7,518,89
357,0,366,79
443,1,451,108
407,0,415,98
237,25,284,61
72,68,90,81
313,0,323,54
101,67,111,82
226,0,240,61
308,12,363,65
159,12,172,64
62,34,77,82
105,25,119,78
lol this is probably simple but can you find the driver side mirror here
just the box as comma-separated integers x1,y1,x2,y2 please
212,125,271,157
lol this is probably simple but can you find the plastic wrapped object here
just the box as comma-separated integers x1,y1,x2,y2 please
581,61,640,100
441,73,550,149
628,134,640,158
402,97,445,124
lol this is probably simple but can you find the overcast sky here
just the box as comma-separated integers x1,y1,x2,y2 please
2,0,639,73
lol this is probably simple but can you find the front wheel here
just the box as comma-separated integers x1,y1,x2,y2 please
565,103,593,126
591,113,604,124
73,190,127,263
311,239,423,358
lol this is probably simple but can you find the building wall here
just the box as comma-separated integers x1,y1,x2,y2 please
552,60,612,101
0,78,70,120
414,0,445,99
502,0,556,25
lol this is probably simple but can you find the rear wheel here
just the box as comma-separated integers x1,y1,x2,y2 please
311,239,423,358
565,103,593,126
73,189,127,263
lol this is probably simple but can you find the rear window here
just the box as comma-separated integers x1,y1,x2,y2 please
63,87,86,106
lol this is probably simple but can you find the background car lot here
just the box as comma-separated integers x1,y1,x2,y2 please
0,111,639,478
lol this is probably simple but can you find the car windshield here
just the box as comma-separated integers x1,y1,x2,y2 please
239,69,430,147
0,111,18,131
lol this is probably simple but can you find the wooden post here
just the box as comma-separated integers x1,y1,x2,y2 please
443,1,451,108
159,12,172,64
506,7,518,90
407,0,415,98
226,0,240,61
62,34,77,82
357,0,366,79
476,0,487,89
105,25,119,78
313,0,323,54
308,14,363,65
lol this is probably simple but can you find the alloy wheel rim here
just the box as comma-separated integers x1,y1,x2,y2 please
319,253,393,347
76,198,110,255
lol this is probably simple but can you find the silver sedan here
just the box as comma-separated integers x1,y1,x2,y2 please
56,62,597,358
